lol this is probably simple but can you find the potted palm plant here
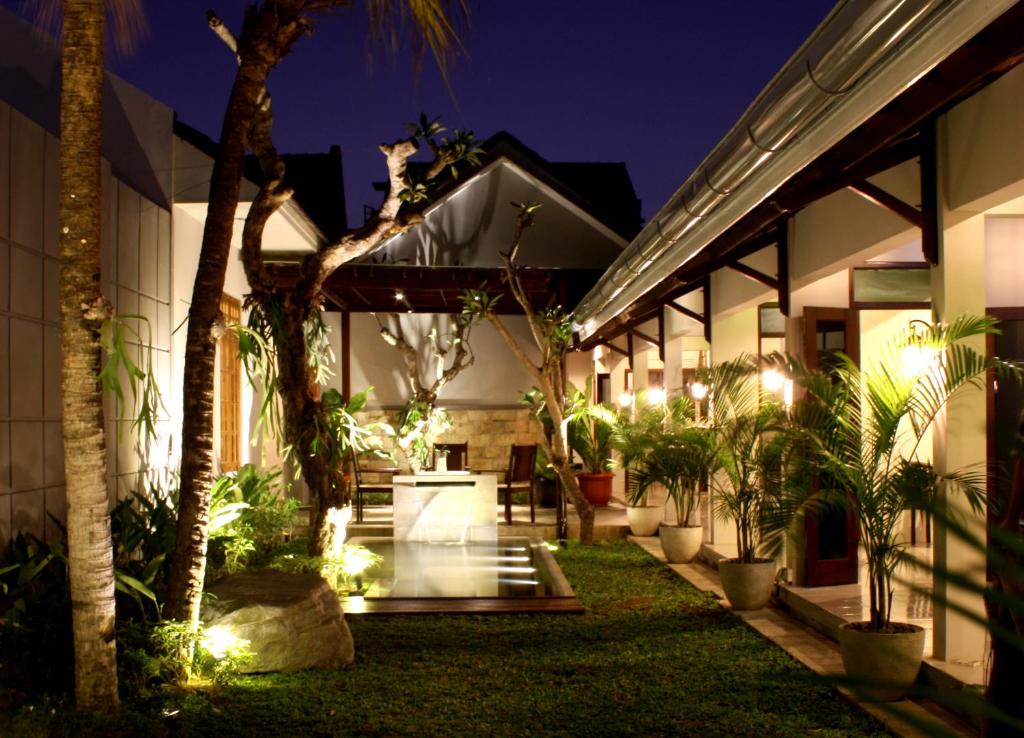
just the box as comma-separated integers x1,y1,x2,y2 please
568,403,616,506
614,394,716,558
789,315,1019,700
704,356,787,610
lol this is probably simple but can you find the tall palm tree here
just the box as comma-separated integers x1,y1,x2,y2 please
54,0,144,713
168,0,468,625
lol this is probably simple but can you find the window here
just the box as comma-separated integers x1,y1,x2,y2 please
219,294,242,472
851,265,931,307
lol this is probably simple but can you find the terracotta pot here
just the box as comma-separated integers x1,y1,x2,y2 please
718,559,776,610
627,505,663,536
577,472,614,507
837,622,925,701
659,525,702,563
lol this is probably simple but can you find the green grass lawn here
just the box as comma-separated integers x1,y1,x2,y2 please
4,541,886,737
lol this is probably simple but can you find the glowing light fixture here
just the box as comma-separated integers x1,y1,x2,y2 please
689,381,708,401
395,291,404,301
900,343,939,379
646,387,666,405
618,391,634,408
761,368,786,393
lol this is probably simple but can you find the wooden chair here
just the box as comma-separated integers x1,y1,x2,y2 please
352,454,395,524
502,444,538,524
433,442,468,471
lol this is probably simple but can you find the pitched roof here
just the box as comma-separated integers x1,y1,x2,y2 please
375,130,643,240
173,118,348,241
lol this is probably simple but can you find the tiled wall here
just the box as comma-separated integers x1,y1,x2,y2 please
0,101,173,544
354,407,540,482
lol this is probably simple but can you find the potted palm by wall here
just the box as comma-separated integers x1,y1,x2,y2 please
615,394,717,558
705,356,787,610
790,315,1019,700
568,398,616,507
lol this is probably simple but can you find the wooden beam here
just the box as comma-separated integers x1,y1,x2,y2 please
847,179,923,227
665,300,705,324
777,219,790,317
627,333,634,372
341,310,351,401
727,260,780,291
600,341,629,357
631,329,659,348
657,309,665,363
920,119,939,265
702,278,711,344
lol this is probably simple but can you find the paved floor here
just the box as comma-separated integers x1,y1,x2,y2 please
630,536,978,738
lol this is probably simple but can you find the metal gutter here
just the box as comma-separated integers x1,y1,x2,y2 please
573,0,1017,341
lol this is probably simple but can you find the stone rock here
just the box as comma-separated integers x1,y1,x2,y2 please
201,569,354,673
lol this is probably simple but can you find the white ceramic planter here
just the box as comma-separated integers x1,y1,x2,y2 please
718,560,776,610
659,525,702,563
627,505,663,536
837,622,926,701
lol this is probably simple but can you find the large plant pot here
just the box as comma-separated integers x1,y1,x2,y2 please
718,559,776,610
837,622,925,701
659,525,702,563
627,506,663,536
577,472,614,507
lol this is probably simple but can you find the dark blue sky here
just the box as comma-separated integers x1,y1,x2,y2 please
8,1,831,227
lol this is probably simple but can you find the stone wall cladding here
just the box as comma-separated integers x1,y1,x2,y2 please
355,407,540,481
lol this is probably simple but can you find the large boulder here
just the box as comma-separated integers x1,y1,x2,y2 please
201,569,354,673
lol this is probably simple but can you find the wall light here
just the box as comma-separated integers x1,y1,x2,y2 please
618,391,634,408
646,387,666,405
761,368,786,393
689,381,708,401
900,343,939,379
395,291,405,301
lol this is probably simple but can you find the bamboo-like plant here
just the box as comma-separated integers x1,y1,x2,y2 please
789,315,1020,632
702,357,788,563
611,394,717,525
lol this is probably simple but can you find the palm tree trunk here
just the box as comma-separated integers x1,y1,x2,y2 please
59,0,119,712
165,54,273,626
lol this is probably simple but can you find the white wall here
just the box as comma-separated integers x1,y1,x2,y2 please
984,215,1024,308
0,102,174,543
348,312,541,408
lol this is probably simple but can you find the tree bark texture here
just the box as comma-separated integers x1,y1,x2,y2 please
58,0,119,712
485,212,594,543
166,5,299,626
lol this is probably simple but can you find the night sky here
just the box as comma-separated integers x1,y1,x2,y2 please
6,1,831,228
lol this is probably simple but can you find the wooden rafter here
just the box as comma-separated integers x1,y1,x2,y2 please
727,260,780,290
847,179,923,227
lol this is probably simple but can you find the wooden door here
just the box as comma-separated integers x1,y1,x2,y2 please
802,307,860,587
218,294,242,472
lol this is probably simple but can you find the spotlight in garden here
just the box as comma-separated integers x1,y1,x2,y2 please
618,391,633,408
689,381,708,401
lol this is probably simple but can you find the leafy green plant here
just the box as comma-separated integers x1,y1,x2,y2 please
0,532,73,694
788,315,1021,631
701,357,788,563
611,392,718,525
207,464,299,574
109,486,180,620
99,314,163,443
563,380,617,474
395,398,451,470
